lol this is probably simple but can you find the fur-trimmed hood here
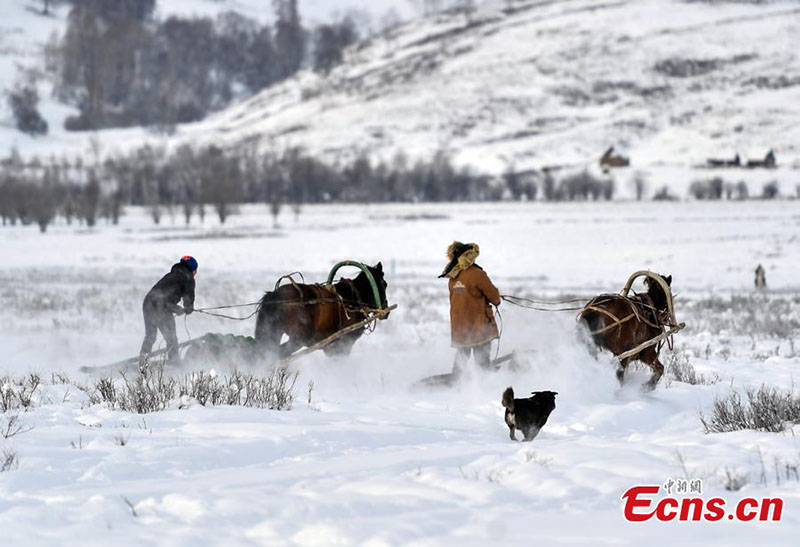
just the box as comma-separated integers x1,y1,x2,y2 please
439,241,480,279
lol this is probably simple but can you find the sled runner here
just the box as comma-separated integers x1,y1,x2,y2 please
413,348,536,389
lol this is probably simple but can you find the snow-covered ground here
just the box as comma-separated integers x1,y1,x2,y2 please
1,201,799,544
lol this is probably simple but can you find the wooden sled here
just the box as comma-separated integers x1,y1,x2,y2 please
81,305,397,375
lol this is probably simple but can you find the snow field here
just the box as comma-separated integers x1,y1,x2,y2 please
1,201,799,544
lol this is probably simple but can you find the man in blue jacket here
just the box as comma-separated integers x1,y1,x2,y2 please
139,256,197,365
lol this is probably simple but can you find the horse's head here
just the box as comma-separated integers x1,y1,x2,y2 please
356,262,390,318
644,273,672,314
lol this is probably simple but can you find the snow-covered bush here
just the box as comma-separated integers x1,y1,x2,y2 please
686,295,800,339
6,82,48,136
0,373,42,412
665,348,719,386
700,385,800,433
1,448,18,472
92,365,299,413
722,468,748,491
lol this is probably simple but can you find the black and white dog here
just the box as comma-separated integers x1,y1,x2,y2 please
502,387,557,442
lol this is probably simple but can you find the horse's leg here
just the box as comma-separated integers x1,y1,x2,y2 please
278,336,304,359
255,302,284,357
641,347,664,391
322,333,359,357
616,358,630,386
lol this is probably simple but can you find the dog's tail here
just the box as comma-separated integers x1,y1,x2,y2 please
502,386,515,411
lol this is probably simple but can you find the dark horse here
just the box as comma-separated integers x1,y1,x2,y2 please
255,263,388,358
579,274,673,390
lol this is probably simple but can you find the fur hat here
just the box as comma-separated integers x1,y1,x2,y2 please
439,241,480,279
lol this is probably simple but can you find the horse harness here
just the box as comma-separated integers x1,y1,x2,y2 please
582,293,672,349
278,273,376,332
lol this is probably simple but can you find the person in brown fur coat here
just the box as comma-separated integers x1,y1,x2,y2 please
439,241,501,374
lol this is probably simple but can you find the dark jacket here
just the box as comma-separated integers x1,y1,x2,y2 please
144,263,195,314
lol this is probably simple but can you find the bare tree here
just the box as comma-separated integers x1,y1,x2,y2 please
631,172,647,201
270,199,282,228
273,0,306,79
199,146,240,224
32,169,59,233
7,79,48,136
80,169,101,227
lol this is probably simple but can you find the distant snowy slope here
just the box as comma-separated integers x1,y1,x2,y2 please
0,0,418,155
3,0,799,184
174,0,800,173
0,1,72,151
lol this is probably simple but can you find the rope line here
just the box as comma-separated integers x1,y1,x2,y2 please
501,294,589,305
493,305,503,365
501,295,587,312
194,297,387,322
196,308,261,321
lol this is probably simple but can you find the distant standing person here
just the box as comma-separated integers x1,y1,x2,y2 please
755,264,766,290
439,242,501,375
140,256,197,365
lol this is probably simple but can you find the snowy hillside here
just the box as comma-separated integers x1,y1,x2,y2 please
178,0,800,174
0,0,418,155
2,0,799,196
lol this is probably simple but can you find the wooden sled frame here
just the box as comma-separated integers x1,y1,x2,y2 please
616,271,685,361
620,270,680,328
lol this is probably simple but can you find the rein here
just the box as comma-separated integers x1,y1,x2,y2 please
501,290,671,338
501,294,588,312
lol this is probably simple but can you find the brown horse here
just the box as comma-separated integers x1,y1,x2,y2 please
255,263,389,359
580,274,673,390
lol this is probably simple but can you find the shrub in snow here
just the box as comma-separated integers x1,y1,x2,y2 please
7,83,48,136
112,363,177,414
700,385,800,433
177,367,299,410
1,412,33,439
91,364,299,413
652,185,677,201
0,373,42,412
1,449,18,472
665,349,719,386
688,178,724,200
761,181,779,199
686,295,800,340
722,468,748,491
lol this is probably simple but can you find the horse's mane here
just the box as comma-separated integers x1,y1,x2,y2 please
644,274,671,311
352,265,387,309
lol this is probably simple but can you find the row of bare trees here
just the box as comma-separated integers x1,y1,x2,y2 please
0,159,108,232
688,178,793,200
0,145,525,232
1,143,625,234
